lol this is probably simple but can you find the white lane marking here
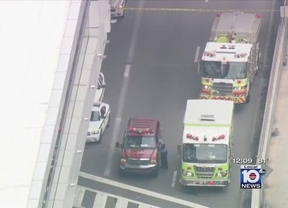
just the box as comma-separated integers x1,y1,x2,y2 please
124,64,131,77
171,170,178,187
205,0,209,2
77,185,161,208
138,204,153,208
79,172,209,208
111,19,117,24
194,46,200,63
104,117,121,177
259,52,261,59
104,0,145,177
93,192,108,208
115,198,129,208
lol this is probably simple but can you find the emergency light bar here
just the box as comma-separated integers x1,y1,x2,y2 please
203,51,216,57
186,133,199,141
129,127,154,134
234,52,247,58
212,134,225,141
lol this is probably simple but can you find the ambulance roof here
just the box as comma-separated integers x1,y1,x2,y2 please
201,42,252,62
183,126,230,145
184,100,234,126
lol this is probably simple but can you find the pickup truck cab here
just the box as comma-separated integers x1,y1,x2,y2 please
116,117,162,177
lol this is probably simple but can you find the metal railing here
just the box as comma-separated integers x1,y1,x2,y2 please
251,3,288,208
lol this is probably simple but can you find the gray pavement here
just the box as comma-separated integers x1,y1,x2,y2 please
265,66,288,208
77,176,206,208
80,0,280,207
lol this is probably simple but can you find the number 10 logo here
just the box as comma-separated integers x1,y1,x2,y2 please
240,168,262,189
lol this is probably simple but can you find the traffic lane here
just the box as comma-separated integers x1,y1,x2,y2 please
80,7,138,174
103,8,222,208
130,6,215,65
81,1,213,176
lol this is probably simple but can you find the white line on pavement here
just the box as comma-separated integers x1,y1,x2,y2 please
124,65,131,77
194,46,200,63
77,185,161,208
79,172,209,208
171,170,178,187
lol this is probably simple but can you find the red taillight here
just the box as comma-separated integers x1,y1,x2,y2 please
216,12,222,17
237,80,241,84
256,14,262,18
195,137,199,141
205,78,209,82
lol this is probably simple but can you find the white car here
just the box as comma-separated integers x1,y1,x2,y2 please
95,72,106,102
110,0,126,18
86,102,110,143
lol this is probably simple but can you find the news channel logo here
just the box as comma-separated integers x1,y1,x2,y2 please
240,165,266,189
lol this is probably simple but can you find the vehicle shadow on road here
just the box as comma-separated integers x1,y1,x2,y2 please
180,186,228,196
234,104,248,113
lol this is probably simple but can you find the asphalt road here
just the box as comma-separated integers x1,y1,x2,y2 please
80,0,280,207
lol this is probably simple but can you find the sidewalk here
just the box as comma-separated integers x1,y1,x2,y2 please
265,64,288,208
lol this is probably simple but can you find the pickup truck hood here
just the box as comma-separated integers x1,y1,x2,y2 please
123,148,156,159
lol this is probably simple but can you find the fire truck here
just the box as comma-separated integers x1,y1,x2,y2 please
198,12,261,104
178,99,234,187
116,118,162,177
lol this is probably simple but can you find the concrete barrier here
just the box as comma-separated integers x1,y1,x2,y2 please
250,5,288,208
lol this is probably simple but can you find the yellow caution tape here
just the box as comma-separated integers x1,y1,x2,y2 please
120,7,278,12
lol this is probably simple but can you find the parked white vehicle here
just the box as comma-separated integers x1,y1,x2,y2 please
86,101,110,143
95,72,106,102
110,0,126,18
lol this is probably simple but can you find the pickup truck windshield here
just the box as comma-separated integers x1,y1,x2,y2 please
124,136,156,149
201,61,247,79
183,143,227,164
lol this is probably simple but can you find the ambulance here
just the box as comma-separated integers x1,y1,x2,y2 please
178,99,234,187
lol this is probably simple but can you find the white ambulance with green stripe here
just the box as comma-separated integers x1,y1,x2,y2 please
178,99,234,187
